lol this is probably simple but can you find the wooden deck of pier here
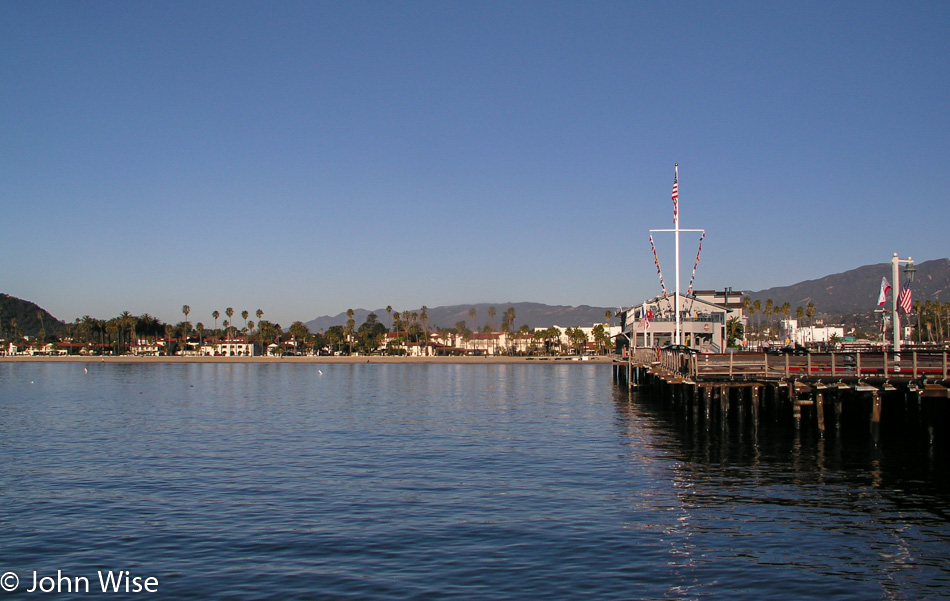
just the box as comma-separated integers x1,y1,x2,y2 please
614,349,950,441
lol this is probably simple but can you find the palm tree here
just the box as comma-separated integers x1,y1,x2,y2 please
106,321,119,354
119,311,136,354
829,332,842,349
763,299,774,345
256,309,263,328
505,307,516,332
35,310,47,350
289,321,310,355
795,306,805,346
212,311,220,343
402,311,411,352
386,305,393,330
604,310,612,325
346,309,356,355
752,299,762,345
411,311,419,344
225,308,234,341
242,310,249,337
518,324,532,355
780,302,791,343
468,308,477,350
182,305,190,329
420,306,429,355
488,306,497,331
726,316,744,348
913,299,923,344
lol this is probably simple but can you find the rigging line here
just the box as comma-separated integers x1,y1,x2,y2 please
649,235,674,313
685,231,706,312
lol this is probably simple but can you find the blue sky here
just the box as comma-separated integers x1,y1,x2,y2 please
2,1,948,327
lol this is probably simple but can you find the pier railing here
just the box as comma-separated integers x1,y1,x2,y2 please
645,349,950,381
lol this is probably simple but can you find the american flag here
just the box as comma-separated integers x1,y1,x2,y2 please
899,285,913,314
671,165,679,225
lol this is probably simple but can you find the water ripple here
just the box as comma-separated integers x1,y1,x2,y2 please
1,363,948,599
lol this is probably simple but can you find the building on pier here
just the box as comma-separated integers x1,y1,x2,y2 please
617,289,745,352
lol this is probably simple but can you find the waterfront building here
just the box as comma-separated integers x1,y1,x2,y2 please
376,326,619,356
200,338,256,356
130,339,166,356
618,289,745,352
781,319,846,346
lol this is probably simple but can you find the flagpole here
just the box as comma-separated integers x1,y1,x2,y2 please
674,164,681,345
892,254,900,354
650,164,702,349
890,252,915,356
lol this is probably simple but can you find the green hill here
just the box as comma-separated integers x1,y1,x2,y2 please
0,294,64,338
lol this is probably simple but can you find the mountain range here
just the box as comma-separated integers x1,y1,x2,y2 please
744,258,950,315
303,303,616,334
2,258,948,337
304,258,950,331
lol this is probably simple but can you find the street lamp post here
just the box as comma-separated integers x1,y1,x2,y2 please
890,253,916,354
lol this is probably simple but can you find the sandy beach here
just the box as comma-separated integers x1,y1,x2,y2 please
0,354,616,365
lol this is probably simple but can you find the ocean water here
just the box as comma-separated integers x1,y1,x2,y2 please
1,362,948,600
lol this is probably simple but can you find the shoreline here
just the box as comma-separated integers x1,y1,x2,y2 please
0,355,616,365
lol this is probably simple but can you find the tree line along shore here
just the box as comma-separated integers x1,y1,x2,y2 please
1,305,617,358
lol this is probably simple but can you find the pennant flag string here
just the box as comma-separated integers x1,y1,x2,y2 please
649,236,674,314
685,231,705,297
649,235,669,299
685,232,706,312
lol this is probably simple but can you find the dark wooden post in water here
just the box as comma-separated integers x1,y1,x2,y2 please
871,390,882,441
791,381,801,429
751,385,760,429
614,348,949,445
720,385,729,426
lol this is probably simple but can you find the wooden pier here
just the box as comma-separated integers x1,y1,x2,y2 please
614,348,950,442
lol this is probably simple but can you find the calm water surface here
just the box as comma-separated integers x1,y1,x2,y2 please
1,362,948,600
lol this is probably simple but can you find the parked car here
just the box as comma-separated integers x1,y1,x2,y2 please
663,344,697,355
777,344,809,355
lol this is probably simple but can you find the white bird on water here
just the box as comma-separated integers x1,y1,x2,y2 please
318,370,323,376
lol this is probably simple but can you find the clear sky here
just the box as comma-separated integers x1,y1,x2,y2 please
2,1,948,327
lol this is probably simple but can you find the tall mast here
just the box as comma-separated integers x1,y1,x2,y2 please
673,164,681,344
651,164,703,347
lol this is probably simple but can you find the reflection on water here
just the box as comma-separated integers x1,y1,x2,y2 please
613,385,950,599
0,362,948,600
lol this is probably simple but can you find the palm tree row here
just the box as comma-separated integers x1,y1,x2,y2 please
741,298,816,346
911,300,950,344
3,302,622,357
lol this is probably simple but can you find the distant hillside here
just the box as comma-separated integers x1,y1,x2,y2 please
305,302,616,333
746,258,950,315
0,294,64,337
